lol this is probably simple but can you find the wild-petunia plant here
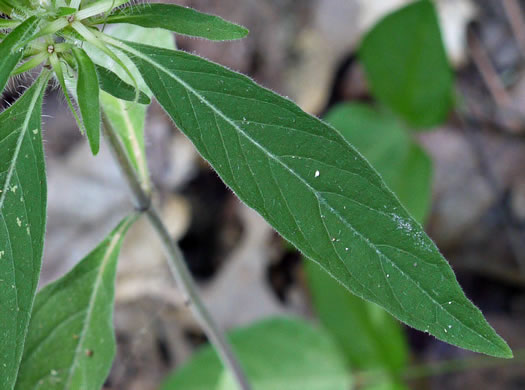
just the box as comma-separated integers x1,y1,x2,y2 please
0,0,513,389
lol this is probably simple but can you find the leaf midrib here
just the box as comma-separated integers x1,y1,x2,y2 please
63,226,125,388
119,42,500,351
0,79,44,332
116,99,149,186
0,90,42,211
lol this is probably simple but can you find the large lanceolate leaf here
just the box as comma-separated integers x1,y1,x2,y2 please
162,317,351,390
360,0,453,128
0,74,48,390
99,4,248,41
113,40,511,358
0,16,40,93
15,217,135,390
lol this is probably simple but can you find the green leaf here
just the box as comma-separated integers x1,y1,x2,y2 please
101,91,150,192
0,16,40,93
325,103,432,223
0,73,49,390
73,47,101,155
100,3,249,41
306,261,408,374
304,103,432,377
113,39,512,358
161,317,351,390
359,0,453,128
96,64,150,105
15,216,136,390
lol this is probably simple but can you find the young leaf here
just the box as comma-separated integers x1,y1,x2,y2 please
99,3,249,41
0,73,49,390
111,39,512,358
161,317,351,390
84,24,175,98
0,16,40,93
325,103,432,222
15,216,136,390
73,47,101,155
359,0,453,128
101,91,150,192
96,64,150,105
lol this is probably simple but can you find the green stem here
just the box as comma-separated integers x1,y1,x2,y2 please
102,114,252,390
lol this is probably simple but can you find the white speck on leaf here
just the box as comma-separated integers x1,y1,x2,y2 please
16,218,21,227
314,170,320,178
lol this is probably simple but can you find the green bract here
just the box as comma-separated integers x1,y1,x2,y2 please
73,47,101,155
0,16,40,92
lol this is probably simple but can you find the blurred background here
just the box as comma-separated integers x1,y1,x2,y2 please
4,0,525,388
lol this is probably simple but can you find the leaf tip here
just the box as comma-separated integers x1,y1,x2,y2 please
238,26,250,38
495,342,514,359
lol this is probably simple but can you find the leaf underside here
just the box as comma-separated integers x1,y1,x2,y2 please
0,75,48,389
15,217,135,390
118,40,511,358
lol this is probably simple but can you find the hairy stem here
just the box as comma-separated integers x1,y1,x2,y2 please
102,114,252,390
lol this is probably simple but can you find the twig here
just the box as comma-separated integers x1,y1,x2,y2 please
468,29,514,109
502,0,525,59
455,104,525,274
102,114,252,390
